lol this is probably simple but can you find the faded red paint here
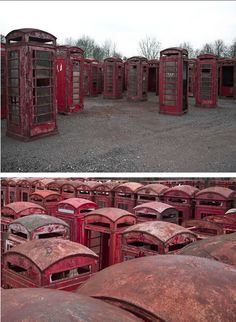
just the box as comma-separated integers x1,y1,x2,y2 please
84,207,137,270
162,185,199,224
77,255,236,322
182,219,224,239
29,189,63,215
195,54,218,108
55,198,98,243
159,47,189,115
93,181,120,208
1,288,141,322
2,238,98,291
127,56,149,101
56,45,84,113
5,28,58,141
113,182,143,213
133,201,179,224
103,57,124,99
122,221,197,260
194,186,236,220
135,183,169,205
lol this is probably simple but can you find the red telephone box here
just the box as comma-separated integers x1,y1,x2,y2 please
133,201,179,224
127,56,149,101
194,187,235,220
178,233,236,267
218,58,236,98
83,58,99,96
5,28,58,140
84,208,137,270
93,181,120,208
182,219,224,239
159,47,188,115
5,214,70,251
225,208,236,220
188,58,197,96
135,183,169,205
2,288,140,322
76,181,100,201
121,221,197,260
97,62,103,94
195,54,217,108
29,190,63,215
55,198,98,243
1,42,7,119
103,57,124,99
123,60,128,90
162,185,199,225
113,182,143,212
56,46,84,113
204,215,236,234
2,239,98,291
148,59,159,94
77,255,236,322
60,180,84,199
6,178,21,204
1,178,8,207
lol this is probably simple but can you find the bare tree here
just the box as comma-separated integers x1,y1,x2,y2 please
213,39,227,57
228,39,236,57
1,34,6,43
179,42,195,58
200,43,214,55
138,35,161,59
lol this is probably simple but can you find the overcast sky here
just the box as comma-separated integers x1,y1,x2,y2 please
1,1,235,57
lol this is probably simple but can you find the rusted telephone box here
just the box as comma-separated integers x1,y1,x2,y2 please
93,181,120,208
2,288,140,322
188,58,196,96
60,180,84,199
55,198,98,243
56,46,84,113
113,182,143,212
29,190,63,215
159,47,188,115
194,187,235,220
83,58,99,96
133,201,179,224
121,221,197,260
135,183,169,205
5,28,58,140
84,208,137,270
103,57,124,99
162,185,199,225
77,255,236,322
182,219,224,239
148,59,159,94
2,239,98,291
76,181,100,201
195,54,217,108
218,58,236,98
1,42,7,119
127,56,148,101
5,214,70,251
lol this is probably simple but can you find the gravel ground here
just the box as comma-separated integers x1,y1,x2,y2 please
1,93,236,173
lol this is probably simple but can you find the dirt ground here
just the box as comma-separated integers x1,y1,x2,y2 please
1,93,236,173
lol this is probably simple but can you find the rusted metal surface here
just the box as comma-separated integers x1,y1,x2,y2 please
136,183,168,204
78,254,236,322
163,185,199,224
113,182,143,212
159,47,189,115
56,45,84,113
194,186,236,220
134,201,179,224
195,54,218,108
103,57,124,99
60,180,84,199
178,233,236,267
5,28,58,141
5,238,98,271
84,208,137,270
123,221,197,244
1,288,141,322
2,238,98,291
182,219,224,239
57,197,98,211
127,56,149,101
29,190,63,215
2,201,46,215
